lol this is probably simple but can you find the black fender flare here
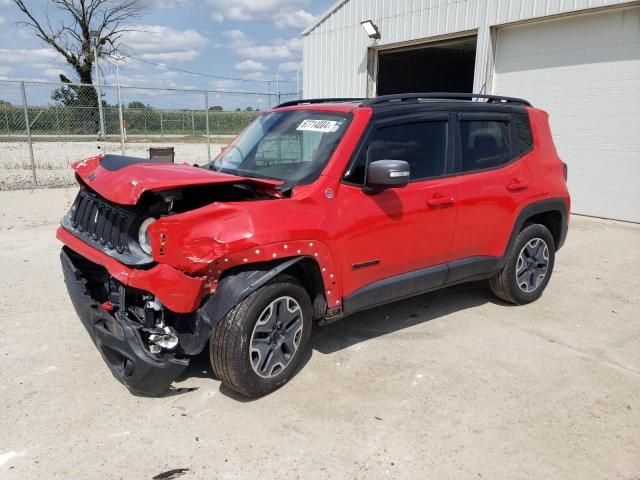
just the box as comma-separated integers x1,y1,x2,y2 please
178,256,306,355
501,198,569,266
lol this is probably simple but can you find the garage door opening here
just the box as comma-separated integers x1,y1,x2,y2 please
376,36,477,95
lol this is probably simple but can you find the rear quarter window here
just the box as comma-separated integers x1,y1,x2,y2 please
513,113,534,156
459,120,511,172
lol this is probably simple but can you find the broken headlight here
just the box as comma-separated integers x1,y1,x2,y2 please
138,218,156,256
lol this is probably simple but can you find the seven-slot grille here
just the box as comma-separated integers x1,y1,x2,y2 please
70,191,133,253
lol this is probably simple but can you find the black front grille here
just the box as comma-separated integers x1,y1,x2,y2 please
70,191,133,254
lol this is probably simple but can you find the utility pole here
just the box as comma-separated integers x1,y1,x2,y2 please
90,30,106,139
204,91,211,163
267,81,271,107
116,61,125,154
20,81,37,186
276,72,280,105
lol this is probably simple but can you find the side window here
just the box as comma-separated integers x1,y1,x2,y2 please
344,121,447,184
459,120,511,172
513,114,533,156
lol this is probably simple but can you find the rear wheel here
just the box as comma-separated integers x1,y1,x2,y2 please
210,275,312,397
490,224,555,305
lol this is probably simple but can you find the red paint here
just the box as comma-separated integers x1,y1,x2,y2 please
72,156,282,205
58,102,569,313
100,301,114,312
57,227,205,313
452,107,570,260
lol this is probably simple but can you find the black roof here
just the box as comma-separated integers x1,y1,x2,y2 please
276,92,531,109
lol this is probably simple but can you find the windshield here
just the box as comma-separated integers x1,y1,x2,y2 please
209,110,351,185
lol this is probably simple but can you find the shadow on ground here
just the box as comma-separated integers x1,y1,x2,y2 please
312,281,504,354
176,281,505,399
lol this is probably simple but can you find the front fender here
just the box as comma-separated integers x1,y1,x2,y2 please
180,239,342,355
182,256,316,355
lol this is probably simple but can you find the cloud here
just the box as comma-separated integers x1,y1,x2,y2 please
209,0,315,30
235,59,267,72
278,61,301,72
274,10,315,30
0,48,59,65
242,71,268,81
138,50,201,62
224,30,302,60
222,30,252,47
154,0,193,7
102,70,191,92
212,79,237,91
0,48,66,77
43,68,65,78
0,16,5,25
121,25,208,62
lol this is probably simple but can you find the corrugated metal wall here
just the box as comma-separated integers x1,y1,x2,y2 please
303,0,634,97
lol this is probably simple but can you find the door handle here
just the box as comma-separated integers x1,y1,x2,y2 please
427,195,455,208
506,179,528,192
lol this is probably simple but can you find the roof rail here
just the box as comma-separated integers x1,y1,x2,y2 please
275,98,365,108
362,92,531,107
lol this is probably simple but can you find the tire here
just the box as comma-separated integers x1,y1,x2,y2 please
490,223,556,305
209,274,312,397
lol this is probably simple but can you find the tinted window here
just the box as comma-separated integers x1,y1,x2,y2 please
459,120,511,172
344,121,447,184
513,114,533,156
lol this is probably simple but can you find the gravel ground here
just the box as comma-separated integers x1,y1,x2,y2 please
0,188,639,479
0,141,226,190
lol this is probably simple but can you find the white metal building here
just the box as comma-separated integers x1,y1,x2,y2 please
302,0,640,222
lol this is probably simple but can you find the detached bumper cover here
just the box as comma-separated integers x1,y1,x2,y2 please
61,249,188,396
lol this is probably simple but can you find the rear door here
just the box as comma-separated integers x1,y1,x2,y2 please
450,112,534,268
336,113,458,299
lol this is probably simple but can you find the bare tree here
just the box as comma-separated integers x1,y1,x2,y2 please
13,0,145,85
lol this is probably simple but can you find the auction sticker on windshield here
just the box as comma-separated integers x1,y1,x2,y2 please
297,119,340,133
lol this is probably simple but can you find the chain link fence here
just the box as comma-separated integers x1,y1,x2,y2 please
0,79,300,190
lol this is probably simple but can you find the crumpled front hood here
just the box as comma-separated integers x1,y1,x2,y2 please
72,154,282,205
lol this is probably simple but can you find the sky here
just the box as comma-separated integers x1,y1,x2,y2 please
0,0,335,109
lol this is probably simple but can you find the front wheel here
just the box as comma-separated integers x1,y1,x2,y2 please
210,275,312,397
490,223,556,305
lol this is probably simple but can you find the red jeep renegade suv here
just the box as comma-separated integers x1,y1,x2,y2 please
58,93,570,397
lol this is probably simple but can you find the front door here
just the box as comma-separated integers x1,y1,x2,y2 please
335,114,458,302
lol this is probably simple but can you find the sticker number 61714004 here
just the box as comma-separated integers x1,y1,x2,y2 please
297,119,340,133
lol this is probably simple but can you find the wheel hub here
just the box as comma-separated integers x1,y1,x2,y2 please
249,296,304,379
516,237,550,293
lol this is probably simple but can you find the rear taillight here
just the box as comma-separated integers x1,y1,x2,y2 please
562,162,568,182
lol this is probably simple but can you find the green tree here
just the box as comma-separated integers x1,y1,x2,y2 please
128,101,151,109
208,105,223,111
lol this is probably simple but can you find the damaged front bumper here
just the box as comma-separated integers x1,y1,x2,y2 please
61,248,189,396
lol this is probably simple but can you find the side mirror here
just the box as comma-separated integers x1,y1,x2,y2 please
365,160,410,191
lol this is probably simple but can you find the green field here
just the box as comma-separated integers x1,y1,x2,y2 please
0,105,259,137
